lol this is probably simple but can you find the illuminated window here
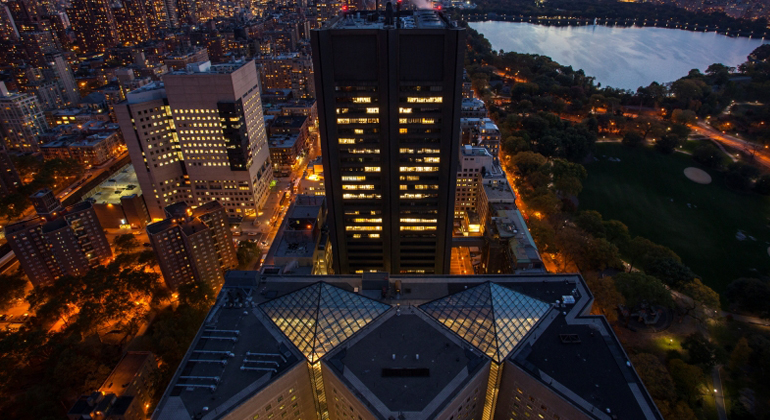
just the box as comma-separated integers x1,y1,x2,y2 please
342,184,375,190
345,225,382,231
354,129,364,134
366,107,379,114
342,193,381,199
400,166,439,172
400,218,438,223
399,107,412,114
424,157,440,163
364,167,381,172
399,225,437,231
369,234,380,238
351,97,371,103
352,218,382,223
399,128,408,134
339,138,356,144
348,149,380,154
406,97,442,103
337,118,379,124
341,176,366,181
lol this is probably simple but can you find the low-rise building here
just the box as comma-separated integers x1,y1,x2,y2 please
67,352,158,420
263,195,330,275
461,97,487,118
82,164,150,229
269,133,301,177
461,117,502,157
40,129,124,167
163,48,209,71
486,204,544,273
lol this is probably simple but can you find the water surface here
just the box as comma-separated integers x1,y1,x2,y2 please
470,21,768,90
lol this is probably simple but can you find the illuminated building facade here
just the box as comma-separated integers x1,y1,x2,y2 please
163,60,273,218
143,0,172,35
67,0,120,53
116,60,272,221
4,198,112,287
312,10,464,274
113,0,151,46
153,271,664,420
146,201,237,290
0,82,48,152
255,53,315,99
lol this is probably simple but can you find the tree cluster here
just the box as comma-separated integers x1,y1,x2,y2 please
0,157,85,219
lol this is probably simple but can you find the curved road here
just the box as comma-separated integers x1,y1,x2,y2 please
692,122,770,170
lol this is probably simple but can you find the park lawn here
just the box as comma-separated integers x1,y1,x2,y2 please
579,143,770,295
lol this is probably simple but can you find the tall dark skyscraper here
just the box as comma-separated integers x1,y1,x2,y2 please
311,9,465,274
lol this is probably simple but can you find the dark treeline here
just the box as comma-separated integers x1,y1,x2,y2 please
454,0,768,34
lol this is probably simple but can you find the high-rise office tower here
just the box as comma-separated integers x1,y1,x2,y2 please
115,60,273,221
146,201,237,290
0,81,48,152
67,0,120,53
5,197,112,287
311,9,464,274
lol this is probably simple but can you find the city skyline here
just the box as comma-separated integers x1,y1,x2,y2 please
0,1,766,419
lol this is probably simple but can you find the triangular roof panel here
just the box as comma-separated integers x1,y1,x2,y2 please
420,282,551,362
260,283,391,362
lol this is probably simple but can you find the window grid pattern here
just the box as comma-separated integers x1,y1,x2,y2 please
420,283,551,362
260,283,391,363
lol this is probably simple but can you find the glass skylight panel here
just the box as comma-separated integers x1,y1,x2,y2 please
261,283,390,363
420,282,552,362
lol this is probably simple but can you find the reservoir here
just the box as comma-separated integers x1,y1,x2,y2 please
470,21,768,90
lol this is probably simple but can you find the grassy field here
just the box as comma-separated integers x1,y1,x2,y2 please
579,143,770,295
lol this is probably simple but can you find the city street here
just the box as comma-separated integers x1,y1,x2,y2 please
692,122,770,170
234,133,320,266
450,247,474,274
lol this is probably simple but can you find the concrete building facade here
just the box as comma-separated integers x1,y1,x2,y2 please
116,60,273,221
4,198,112,286
146,201,236,290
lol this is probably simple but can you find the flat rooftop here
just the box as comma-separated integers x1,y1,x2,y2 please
155,289,302,420
327,313,485,416
153,273,663,420
100,352,153,397
82,164,142,205
514,315,657,420
268,133,299,149
326,10,453,30
483,180,516,202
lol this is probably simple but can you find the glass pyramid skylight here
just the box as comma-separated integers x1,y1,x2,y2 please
260,282,391,363
420,282,552,362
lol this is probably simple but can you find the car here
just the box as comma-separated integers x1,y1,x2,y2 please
247,232,257,236
143,243,152,247
260,240,268,246
0,314,7,321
